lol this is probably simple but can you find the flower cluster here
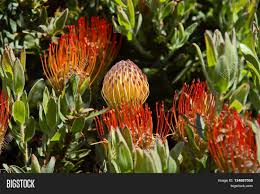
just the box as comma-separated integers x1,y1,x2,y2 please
95,101,171,149
41,16,119,91
0,91,10,153
171,80,216,148
207,107,259,173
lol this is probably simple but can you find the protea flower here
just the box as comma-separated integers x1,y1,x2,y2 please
101,60,149,107
95,102,170,149
258,114,260,126
41,16,119,91
94,101,175,173
207,107,260,173
0,91,10,153
172,80,216,149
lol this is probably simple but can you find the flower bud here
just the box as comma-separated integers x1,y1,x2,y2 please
102,60,149,107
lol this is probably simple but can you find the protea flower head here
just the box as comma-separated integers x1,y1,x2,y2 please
95,101,171,149
0,91,10,153
101,60,149,107
41,16,119,91
207,107,260,173
172,80,216,148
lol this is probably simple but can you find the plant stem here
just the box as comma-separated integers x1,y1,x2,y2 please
131,39,154,60
21,124,28,166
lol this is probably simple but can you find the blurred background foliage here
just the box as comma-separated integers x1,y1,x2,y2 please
0,0,259,173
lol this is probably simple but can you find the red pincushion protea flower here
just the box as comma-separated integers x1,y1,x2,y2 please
171,80,215,147
95,102,171,149
258,114,260,126
0,91,10,153
207,107,260,173
41,16,119,91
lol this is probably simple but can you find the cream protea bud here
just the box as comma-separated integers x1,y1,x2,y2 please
101,60,149,107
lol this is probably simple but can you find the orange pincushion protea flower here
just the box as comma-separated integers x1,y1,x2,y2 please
172,80,215,147
101,60,149,107
41,16,119,91
0,91,10,153
207,107,260,173
95,102,171,149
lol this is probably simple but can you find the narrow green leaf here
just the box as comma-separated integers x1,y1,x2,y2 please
127,0,135,28
13,59,25,97
46,98,58,130
25,117,35,142
205,31,217,67
54,8,69,30
20,48,26,70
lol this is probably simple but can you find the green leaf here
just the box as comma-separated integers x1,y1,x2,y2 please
117,7,131,31
13,100,26,125
50,132,61,142
229,83,250,113
134,148,155,173
28,79,46,109
25,117,35,142
13,59,25,97
85,109,107,121
19,48,26,70
39,105,49,133
41,156,56,173
167,156,177,173
240,43,260,69
251,122,260,163
162,1,176,19
21,91,29,121
195,113,206,140
205,31,217,68
31,154,41,173
148,149,162,172
121,127,134,152
54,8,69,30
42,87,50,114
117,141,133,172
71,117,85,134
46,98,58,130
114,0,126,7
170,141,184,160
134,13,142,36
127,0,135,28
